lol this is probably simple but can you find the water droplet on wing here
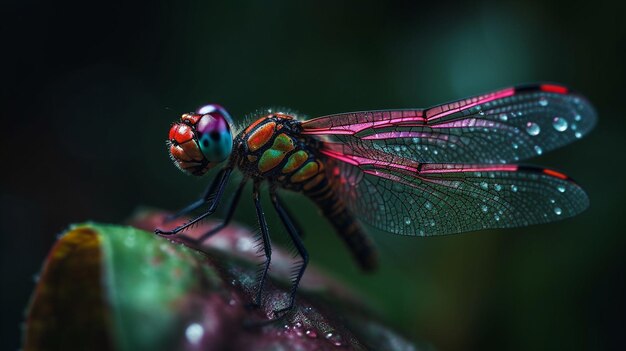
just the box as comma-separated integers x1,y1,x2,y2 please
534,145,543,155
526,122,541,136
552,117,568,132
554,207,562,215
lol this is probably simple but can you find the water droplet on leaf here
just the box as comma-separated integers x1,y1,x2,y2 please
185,323,204,344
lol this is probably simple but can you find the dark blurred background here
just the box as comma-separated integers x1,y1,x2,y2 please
2,0,625,350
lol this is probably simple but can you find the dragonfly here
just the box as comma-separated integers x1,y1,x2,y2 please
156,83,596,315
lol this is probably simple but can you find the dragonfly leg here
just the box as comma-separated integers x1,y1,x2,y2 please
252,181,272,307
189,177,248,244
155,167,232,236
270,189,308,315
164,168,230,222
275,194,304,239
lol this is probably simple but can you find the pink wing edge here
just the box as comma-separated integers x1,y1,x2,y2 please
300,83,569,135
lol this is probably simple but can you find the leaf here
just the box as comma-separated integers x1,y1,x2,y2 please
23,212,423,351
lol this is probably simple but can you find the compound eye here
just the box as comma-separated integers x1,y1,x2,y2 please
196,105,233,163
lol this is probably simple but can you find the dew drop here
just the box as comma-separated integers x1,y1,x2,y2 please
494,184,502,191
404,217,411,225
534,145,543,155
236,237,254,252
185,323,204,344
574,114,582,121
554,207,562,215
550,198,556,204
412,137,420,144
538,97,549,106
480,181,488,190
571,123,578,131
478,111,485,116
494,214,501,221
511,185,518,192
557,185,566,193
429,219,436,227
325,332,343,347
425,201,433,210
526,122,541,136
306,330,318,338
552,117,568,132
499,113,508,121
575,132,582,138
481,204,489,213
394,146,401,152
512,143,519,150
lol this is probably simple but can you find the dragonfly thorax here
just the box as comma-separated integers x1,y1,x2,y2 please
234,114,326,189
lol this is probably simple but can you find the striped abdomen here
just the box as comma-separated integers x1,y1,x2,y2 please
303,167,378,272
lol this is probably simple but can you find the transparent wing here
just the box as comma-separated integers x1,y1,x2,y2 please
302,84,596,163
328,155,588,236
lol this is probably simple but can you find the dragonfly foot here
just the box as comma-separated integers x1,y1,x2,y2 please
272,305,294,318
154,228,180,236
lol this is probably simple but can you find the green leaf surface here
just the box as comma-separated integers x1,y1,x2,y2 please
24,213,423,351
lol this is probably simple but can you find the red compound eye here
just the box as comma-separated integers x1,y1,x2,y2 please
181,113,203,125
169,123,194,144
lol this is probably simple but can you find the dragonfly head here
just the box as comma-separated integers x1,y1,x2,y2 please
167,104,234,176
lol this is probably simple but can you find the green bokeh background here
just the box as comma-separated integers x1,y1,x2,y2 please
2,1,625,350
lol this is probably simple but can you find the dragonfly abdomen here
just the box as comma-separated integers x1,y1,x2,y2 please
304,169,378,271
